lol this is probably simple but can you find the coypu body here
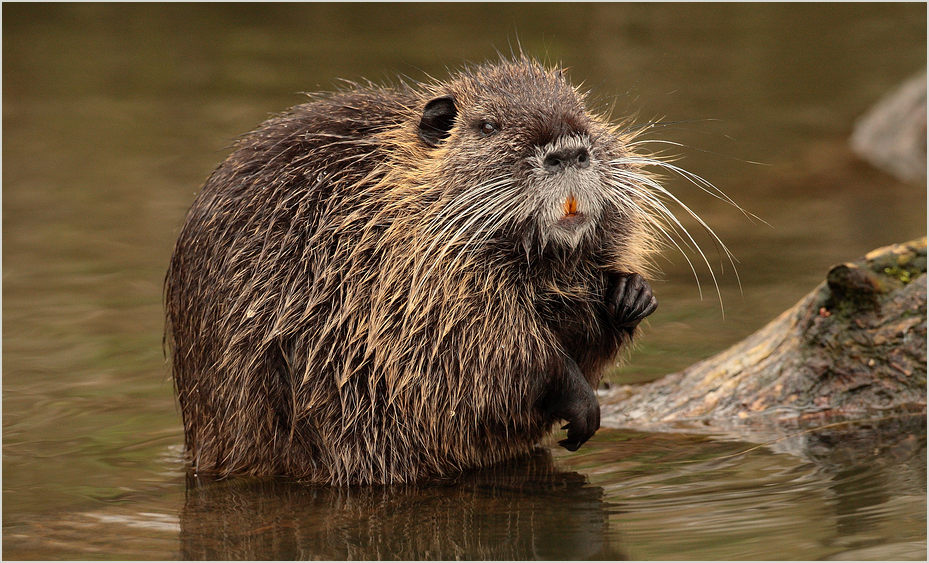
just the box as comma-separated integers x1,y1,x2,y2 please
166,57,661,485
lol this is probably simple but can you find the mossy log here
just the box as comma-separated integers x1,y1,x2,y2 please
603,238,927,432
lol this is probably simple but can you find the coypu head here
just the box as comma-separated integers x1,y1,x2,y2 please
415,58,635,253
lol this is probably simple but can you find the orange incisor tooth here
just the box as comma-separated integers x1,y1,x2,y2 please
564,194,578,215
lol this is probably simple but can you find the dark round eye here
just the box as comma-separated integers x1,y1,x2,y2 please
479,121,498,136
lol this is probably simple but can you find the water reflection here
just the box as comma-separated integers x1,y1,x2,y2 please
779,413,928,541
578,425,926,560
176,420,927,560
180,448,624,560
4,425,923,559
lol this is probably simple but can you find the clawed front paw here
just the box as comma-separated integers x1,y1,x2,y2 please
556,394,600,452
540,356,600,452
606,272,658,329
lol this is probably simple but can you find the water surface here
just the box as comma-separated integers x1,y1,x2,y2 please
3,3,926,559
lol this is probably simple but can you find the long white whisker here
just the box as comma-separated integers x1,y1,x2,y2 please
626,139,687,148
415,177,515,271
615,157,765,227
447,189,526,272
603,180,705,299
611,168,732,314
613,167,738,266
424,177,514,234
606,177,701,255
411,182,521,298
425,176,511,220
627,170,741,295
617,157,736,207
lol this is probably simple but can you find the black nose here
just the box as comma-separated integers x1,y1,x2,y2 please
543,147,591,173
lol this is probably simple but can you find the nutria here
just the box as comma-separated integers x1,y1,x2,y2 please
166,57,669,485
181,448,620,560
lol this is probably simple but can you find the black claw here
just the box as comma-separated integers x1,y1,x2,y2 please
538,356,600,452
558,438,582,452
606,272,658,329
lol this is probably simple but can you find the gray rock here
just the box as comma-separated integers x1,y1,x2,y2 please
850,71,927,183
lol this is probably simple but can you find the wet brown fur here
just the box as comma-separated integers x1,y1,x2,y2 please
165,57,660,485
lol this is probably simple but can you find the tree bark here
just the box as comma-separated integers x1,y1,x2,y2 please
602,238,927,433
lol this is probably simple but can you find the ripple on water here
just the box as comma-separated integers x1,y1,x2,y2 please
552,427,927,560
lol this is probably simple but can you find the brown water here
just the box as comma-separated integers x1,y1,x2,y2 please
3,3,926,560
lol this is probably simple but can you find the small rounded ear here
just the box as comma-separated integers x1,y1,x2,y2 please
418,95,457,147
